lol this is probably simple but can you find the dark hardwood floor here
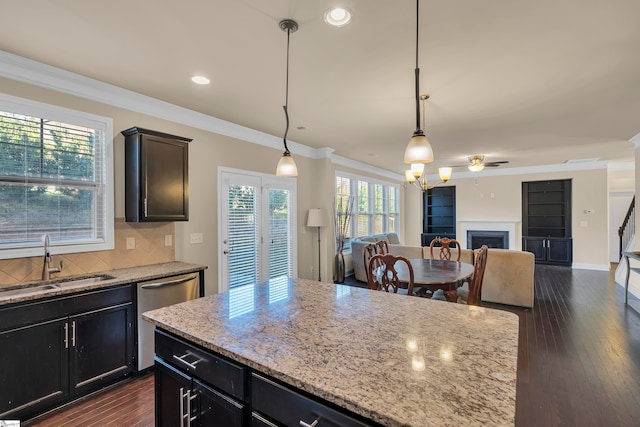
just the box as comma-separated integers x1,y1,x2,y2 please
23,264,640,426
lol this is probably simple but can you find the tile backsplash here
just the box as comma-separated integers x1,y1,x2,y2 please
0,219,175,285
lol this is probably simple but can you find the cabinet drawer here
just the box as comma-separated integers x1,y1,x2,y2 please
251,373,370,427
0,285,133,331
155,330,245,400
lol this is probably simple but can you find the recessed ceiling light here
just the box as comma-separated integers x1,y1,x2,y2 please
191,75,210,85
324,7,352,27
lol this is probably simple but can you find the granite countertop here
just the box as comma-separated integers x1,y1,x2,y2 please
143,277,519,427
0,261,207,305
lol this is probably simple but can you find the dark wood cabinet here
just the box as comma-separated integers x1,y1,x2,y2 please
70,303,134,394
422,186,456,246
0,286,134,421
0,319,69,416
154,329,372,427
522,179,572,265
122,127,191,222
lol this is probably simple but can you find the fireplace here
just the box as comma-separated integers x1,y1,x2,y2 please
467,230,508,250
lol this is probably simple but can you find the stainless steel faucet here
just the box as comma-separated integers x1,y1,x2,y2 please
42,234,63,281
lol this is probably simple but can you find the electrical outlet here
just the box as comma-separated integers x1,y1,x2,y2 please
126,237,135,250
190,233,204,244
164,235,173,246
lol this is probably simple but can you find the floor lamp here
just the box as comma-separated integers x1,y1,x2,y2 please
307,209,325,281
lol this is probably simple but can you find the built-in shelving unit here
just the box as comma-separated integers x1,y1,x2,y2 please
522,179,572,265
421,186,456,246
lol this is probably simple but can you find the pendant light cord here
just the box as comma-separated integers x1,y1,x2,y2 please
282,27,292,154
414,0,422,134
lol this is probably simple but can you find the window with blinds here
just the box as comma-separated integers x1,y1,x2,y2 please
335,172,400,251
0,94,114,259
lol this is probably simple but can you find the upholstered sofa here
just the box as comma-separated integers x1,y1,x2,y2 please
350,234,535,308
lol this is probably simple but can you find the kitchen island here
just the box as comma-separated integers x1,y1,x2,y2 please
143,277,518,426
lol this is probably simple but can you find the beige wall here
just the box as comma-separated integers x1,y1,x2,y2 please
453,168,610,269
0,76,616,291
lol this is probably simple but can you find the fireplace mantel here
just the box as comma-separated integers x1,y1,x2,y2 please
458,220,520,250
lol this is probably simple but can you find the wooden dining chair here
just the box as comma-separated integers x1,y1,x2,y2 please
363,243,378,287
367,253,415,295
375,240,389,256
442,245,489,305
429,237,461,262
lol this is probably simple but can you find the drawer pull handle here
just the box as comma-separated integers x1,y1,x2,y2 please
172,352,201,370
300,418,320,427
179,387,188,427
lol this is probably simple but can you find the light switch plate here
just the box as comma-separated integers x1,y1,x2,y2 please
164,235,172,246
126,237,135,250
190,233,204,244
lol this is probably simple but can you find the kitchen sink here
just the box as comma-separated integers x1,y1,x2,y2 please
0,284,60,297
0,274,116,298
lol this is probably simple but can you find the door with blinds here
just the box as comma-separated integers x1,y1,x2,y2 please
219,171,297,292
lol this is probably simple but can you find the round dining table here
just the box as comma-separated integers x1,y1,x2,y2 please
392,258,474,294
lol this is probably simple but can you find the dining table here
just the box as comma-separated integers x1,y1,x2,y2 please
388,258,474,295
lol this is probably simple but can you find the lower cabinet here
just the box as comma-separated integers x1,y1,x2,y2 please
522,237,572,266
155,329,374,427
155,359,245,427
0,286,134,421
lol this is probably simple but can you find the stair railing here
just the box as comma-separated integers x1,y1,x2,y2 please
618,196,635,260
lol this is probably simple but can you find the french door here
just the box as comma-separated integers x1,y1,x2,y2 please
219,170,297,292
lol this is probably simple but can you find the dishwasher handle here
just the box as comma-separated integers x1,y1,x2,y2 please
140,275,198,289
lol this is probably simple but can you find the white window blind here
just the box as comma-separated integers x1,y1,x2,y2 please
268,188,292,279
227,184,259,288
0,94,113,258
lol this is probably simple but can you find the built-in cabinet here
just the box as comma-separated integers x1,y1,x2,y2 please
155,329,371,426
122,127,191,222
522,179,572,266
421,186,456,246
0,286,134,420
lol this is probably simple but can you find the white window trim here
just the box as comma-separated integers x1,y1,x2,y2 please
0,93,114,259
335,170,400,251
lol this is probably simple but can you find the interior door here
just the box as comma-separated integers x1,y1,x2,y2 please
219,171,297,292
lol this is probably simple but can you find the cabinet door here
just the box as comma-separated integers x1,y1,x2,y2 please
194,379,245,427
547,238,573,265
0,318,68,418
141,134,189,221
156,358,193,427
522,237,546,263
69,303,134,394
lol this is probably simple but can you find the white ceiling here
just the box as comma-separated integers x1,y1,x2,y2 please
1,0,639,176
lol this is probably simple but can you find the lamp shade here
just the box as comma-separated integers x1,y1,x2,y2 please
307,208,325,227
438,167,452,182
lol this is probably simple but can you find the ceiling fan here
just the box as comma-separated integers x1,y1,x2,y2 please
451,155,509,172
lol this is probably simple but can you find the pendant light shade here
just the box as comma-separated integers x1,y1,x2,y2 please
404,133,434,164
276,152,298,176
275,19,299,177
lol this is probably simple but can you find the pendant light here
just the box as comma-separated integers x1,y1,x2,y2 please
403,0,434,165
275,19,299,177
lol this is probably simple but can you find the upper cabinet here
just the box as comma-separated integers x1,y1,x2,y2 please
122,127,191,222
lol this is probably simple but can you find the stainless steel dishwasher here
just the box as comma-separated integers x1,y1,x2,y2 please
137,272,200,371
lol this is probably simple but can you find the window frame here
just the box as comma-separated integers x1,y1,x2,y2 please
335,171,400,252
0,93,114,259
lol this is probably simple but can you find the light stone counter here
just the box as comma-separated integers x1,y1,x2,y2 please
0,261,207,305
143,277,518,427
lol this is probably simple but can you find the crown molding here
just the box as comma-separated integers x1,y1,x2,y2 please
0,50,319,158
0,50,635,180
